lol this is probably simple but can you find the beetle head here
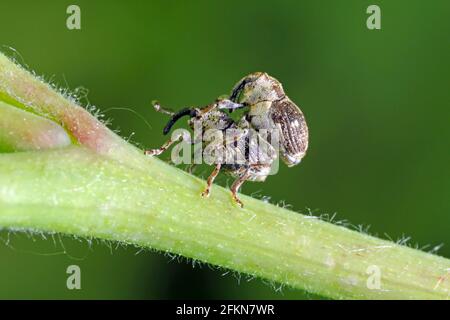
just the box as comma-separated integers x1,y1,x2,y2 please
230,72,285,105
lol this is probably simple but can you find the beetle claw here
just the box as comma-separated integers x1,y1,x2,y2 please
144,150,158,156
201,189,210,198
232,195,244,208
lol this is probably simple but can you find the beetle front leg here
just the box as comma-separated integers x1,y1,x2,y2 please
152,100,175,116
144,130,191,156
217,99,245,111
201,163,222,198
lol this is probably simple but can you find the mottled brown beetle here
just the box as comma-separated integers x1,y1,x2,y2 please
226,72,309,167
145,101,277,207
145,72,308,207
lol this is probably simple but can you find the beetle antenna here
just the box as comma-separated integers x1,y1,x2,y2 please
163,107,198,135
152,100,175,116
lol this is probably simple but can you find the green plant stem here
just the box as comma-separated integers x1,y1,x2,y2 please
0,53,449,299
0,101,71,152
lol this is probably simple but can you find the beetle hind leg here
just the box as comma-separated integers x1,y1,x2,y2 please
230,171,251,208
229,164,270,208
201,163,222,198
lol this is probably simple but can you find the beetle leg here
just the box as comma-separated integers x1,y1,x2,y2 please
217,99,245,111
152,101,175,116
194,99,244,117
144,130,191,156
230,170,251,208
201,163,222,198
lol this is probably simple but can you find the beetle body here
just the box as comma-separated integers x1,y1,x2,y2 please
146,72,308,207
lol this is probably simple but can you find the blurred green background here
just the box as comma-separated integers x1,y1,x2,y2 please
0,0,449,299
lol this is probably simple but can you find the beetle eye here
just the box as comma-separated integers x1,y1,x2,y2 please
189,109,199,118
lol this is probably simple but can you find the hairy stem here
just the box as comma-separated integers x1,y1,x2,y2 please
0,53,449,299
0,101,71,152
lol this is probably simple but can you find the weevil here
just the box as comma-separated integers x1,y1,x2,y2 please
145,72,308,207
146,101,277,207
